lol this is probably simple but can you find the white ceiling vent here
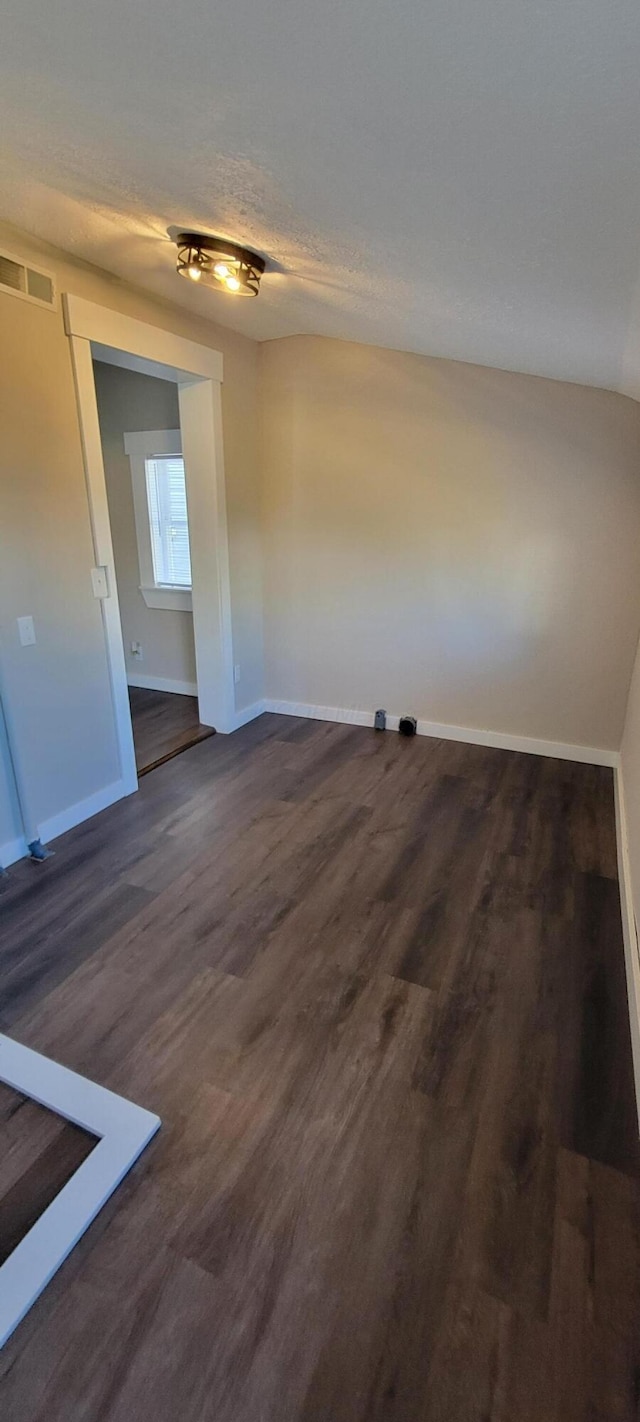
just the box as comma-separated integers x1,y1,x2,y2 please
0,248,56,311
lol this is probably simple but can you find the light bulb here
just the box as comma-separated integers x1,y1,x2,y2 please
225,275,241,292
187,265,201,282
214,261,230,279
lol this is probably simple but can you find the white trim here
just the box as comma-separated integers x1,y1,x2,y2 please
41,779,131,846
123,429,181,458
128,674,198,697
265,700,372,729
67,333,138,798
65,297,223,383
1,702,264,868
140,586,192,611
64,294,236,787
0,835,28,869
129,452,177,601
0,779,130,865
230,699,266,731
0,1034,160,1349
125,430,192,608
263,700,617,767
614,768,640,1131
178,378,236,733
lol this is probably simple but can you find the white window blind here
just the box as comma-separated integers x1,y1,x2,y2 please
144,456,192,588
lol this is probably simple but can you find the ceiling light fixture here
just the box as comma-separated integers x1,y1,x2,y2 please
176,233,265,297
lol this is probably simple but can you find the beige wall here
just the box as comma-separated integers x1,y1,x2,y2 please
619,633,640,1113
621,635,640,923
261,336,640,750
0,278,119,837
0,716,23,852
0,220,263,855
3,219,640,859
93,361,196,690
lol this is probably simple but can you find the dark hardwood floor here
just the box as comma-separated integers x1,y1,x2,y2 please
0,714,638,1419
128,685,215,775
0,1084,96,1266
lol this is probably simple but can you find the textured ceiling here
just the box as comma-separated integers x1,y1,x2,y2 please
2,0,640,394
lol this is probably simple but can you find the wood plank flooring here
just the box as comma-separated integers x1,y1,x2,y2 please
128,685,215,775
0,714,638,1420
0,1084,96,1265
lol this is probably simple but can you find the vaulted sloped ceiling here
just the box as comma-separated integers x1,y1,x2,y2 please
2,0,640,396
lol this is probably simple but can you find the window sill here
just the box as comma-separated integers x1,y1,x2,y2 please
140,585,192,612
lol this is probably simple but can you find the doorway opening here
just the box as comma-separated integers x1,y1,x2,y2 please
65,294,237,809
127,687,214,777
92,359,215,776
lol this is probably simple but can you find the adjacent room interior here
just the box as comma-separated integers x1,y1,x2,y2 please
93,358,214,775
2,2,640,1417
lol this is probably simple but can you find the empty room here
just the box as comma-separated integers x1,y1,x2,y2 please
1,2,640,1419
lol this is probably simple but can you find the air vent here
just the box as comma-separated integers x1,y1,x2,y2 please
0,254,24,292
0,248,56,310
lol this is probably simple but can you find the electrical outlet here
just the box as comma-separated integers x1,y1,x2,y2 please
234,663,241,684
131,641,143,660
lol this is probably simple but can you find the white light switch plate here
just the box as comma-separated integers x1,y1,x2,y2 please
91,566,110,599
17,616,36,646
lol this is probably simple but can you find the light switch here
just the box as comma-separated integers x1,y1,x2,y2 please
17,616,36,647
91,566,110,599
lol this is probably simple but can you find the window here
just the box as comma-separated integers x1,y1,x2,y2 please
145,456,192,588
123,429,193,611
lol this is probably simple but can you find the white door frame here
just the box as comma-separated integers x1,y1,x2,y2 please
64,294,236,797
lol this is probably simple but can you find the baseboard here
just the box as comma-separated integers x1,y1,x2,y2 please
0,834,29,869
1,779,132,868
614,768,640,1129
127,674,198,697
265,700,373,730
263,700,617,767
1,699,266,866
231,699,266,731
40,778,132,846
